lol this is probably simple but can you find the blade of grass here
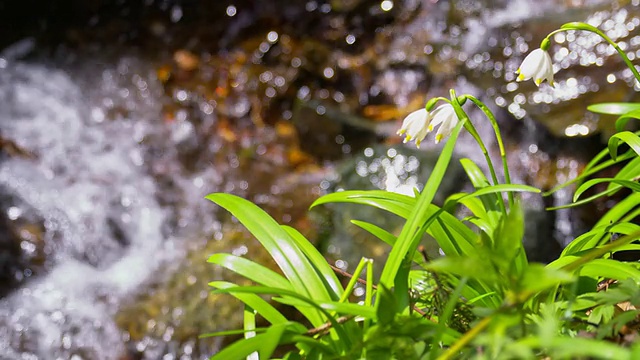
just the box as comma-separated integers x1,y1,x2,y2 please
210,281,288,325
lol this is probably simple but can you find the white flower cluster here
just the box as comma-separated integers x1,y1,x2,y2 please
398,47,555,147
396,104,458,148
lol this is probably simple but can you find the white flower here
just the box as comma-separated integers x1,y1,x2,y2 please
427,104,458,144
516,48,554,86
397,108,431,148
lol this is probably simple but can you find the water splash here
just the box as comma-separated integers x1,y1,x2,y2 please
0,60,170,359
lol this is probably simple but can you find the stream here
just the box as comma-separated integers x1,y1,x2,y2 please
0,1,639,359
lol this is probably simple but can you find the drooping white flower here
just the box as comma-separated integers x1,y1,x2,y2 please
397,108,431,148
516,48,554,86
427,104,459,144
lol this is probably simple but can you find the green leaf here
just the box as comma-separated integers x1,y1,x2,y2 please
426,256,499,283
207,253,291,289
617,109,640,132
561,193,640,254
380,118,467,290
459,158,501,225
609,131,640,161
587,102,640,115
282,225,343,299
209,332,270,360
350,220,424,266
206,193,332,326
210,281,288,325
607,157,640,191
213,285,352,347
259,323,289,359
579,259,640,282
311,190,477,257
547,335,630,359
597,310,640,339
492,201,527,276
444,184,540,233
518,264,573,299
544,148,637,198
574,178,640,202
376,285,396,326
274,297,377,319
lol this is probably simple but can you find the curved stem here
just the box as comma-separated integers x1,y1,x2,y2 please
437,315,492,360
449,90,507,216
426,96,450,111
466,95,514,207
547,22,640,83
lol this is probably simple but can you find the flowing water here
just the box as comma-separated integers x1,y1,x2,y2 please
0,1,638,359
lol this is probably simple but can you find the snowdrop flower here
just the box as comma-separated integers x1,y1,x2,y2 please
516,48,554,86
397,108,431,148
427,104,458,144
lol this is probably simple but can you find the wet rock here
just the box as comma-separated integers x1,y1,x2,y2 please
0,189,48,297
292,99,378,161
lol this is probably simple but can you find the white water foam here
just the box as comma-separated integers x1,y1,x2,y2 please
0,59,170,359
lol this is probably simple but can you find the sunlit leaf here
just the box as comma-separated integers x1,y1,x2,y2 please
587,102,640,115
609,131,640,161
574,178,640,202
210,281,288,325
380,118,466,292
426,255,499,283
282,226,343,299
206,193,332,326
207,253,291,290
518,264,573,299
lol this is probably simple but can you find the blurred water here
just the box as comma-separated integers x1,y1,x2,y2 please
0,59,172,359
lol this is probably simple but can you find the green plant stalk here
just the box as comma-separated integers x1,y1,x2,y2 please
338,258,371,304
379,107,468,290
562,229,640,272
437,315,493,360
545,22,640,83
364,258,374,334
466,95,514,207
543,151,636,197
244,305,259,360
461,118,507,216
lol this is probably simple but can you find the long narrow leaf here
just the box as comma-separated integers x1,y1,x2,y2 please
380,118,466,288
206,193,332,326
609,131,640,161
575,178,640,201
213,286,352,348
209,281,288,325
312,190,477,256
607,157,640,191
616,108,640,131
282,225,343,299
208,253,291,290
273,297,377,319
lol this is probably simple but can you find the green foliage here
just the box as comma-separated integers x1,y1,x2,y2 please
201,21,640,360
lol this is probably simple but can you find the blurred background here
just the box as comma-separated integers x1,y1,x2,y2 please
0,0,638,358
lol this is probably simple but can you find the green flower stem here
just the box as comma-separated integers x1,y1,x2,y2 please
451,91,507,216
466,95,514,207
562,229,640,272
379,103,467,289
338,258,370,304
426,96,450,111
544,22,640,84
364,258,374,334
437,315,492,360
